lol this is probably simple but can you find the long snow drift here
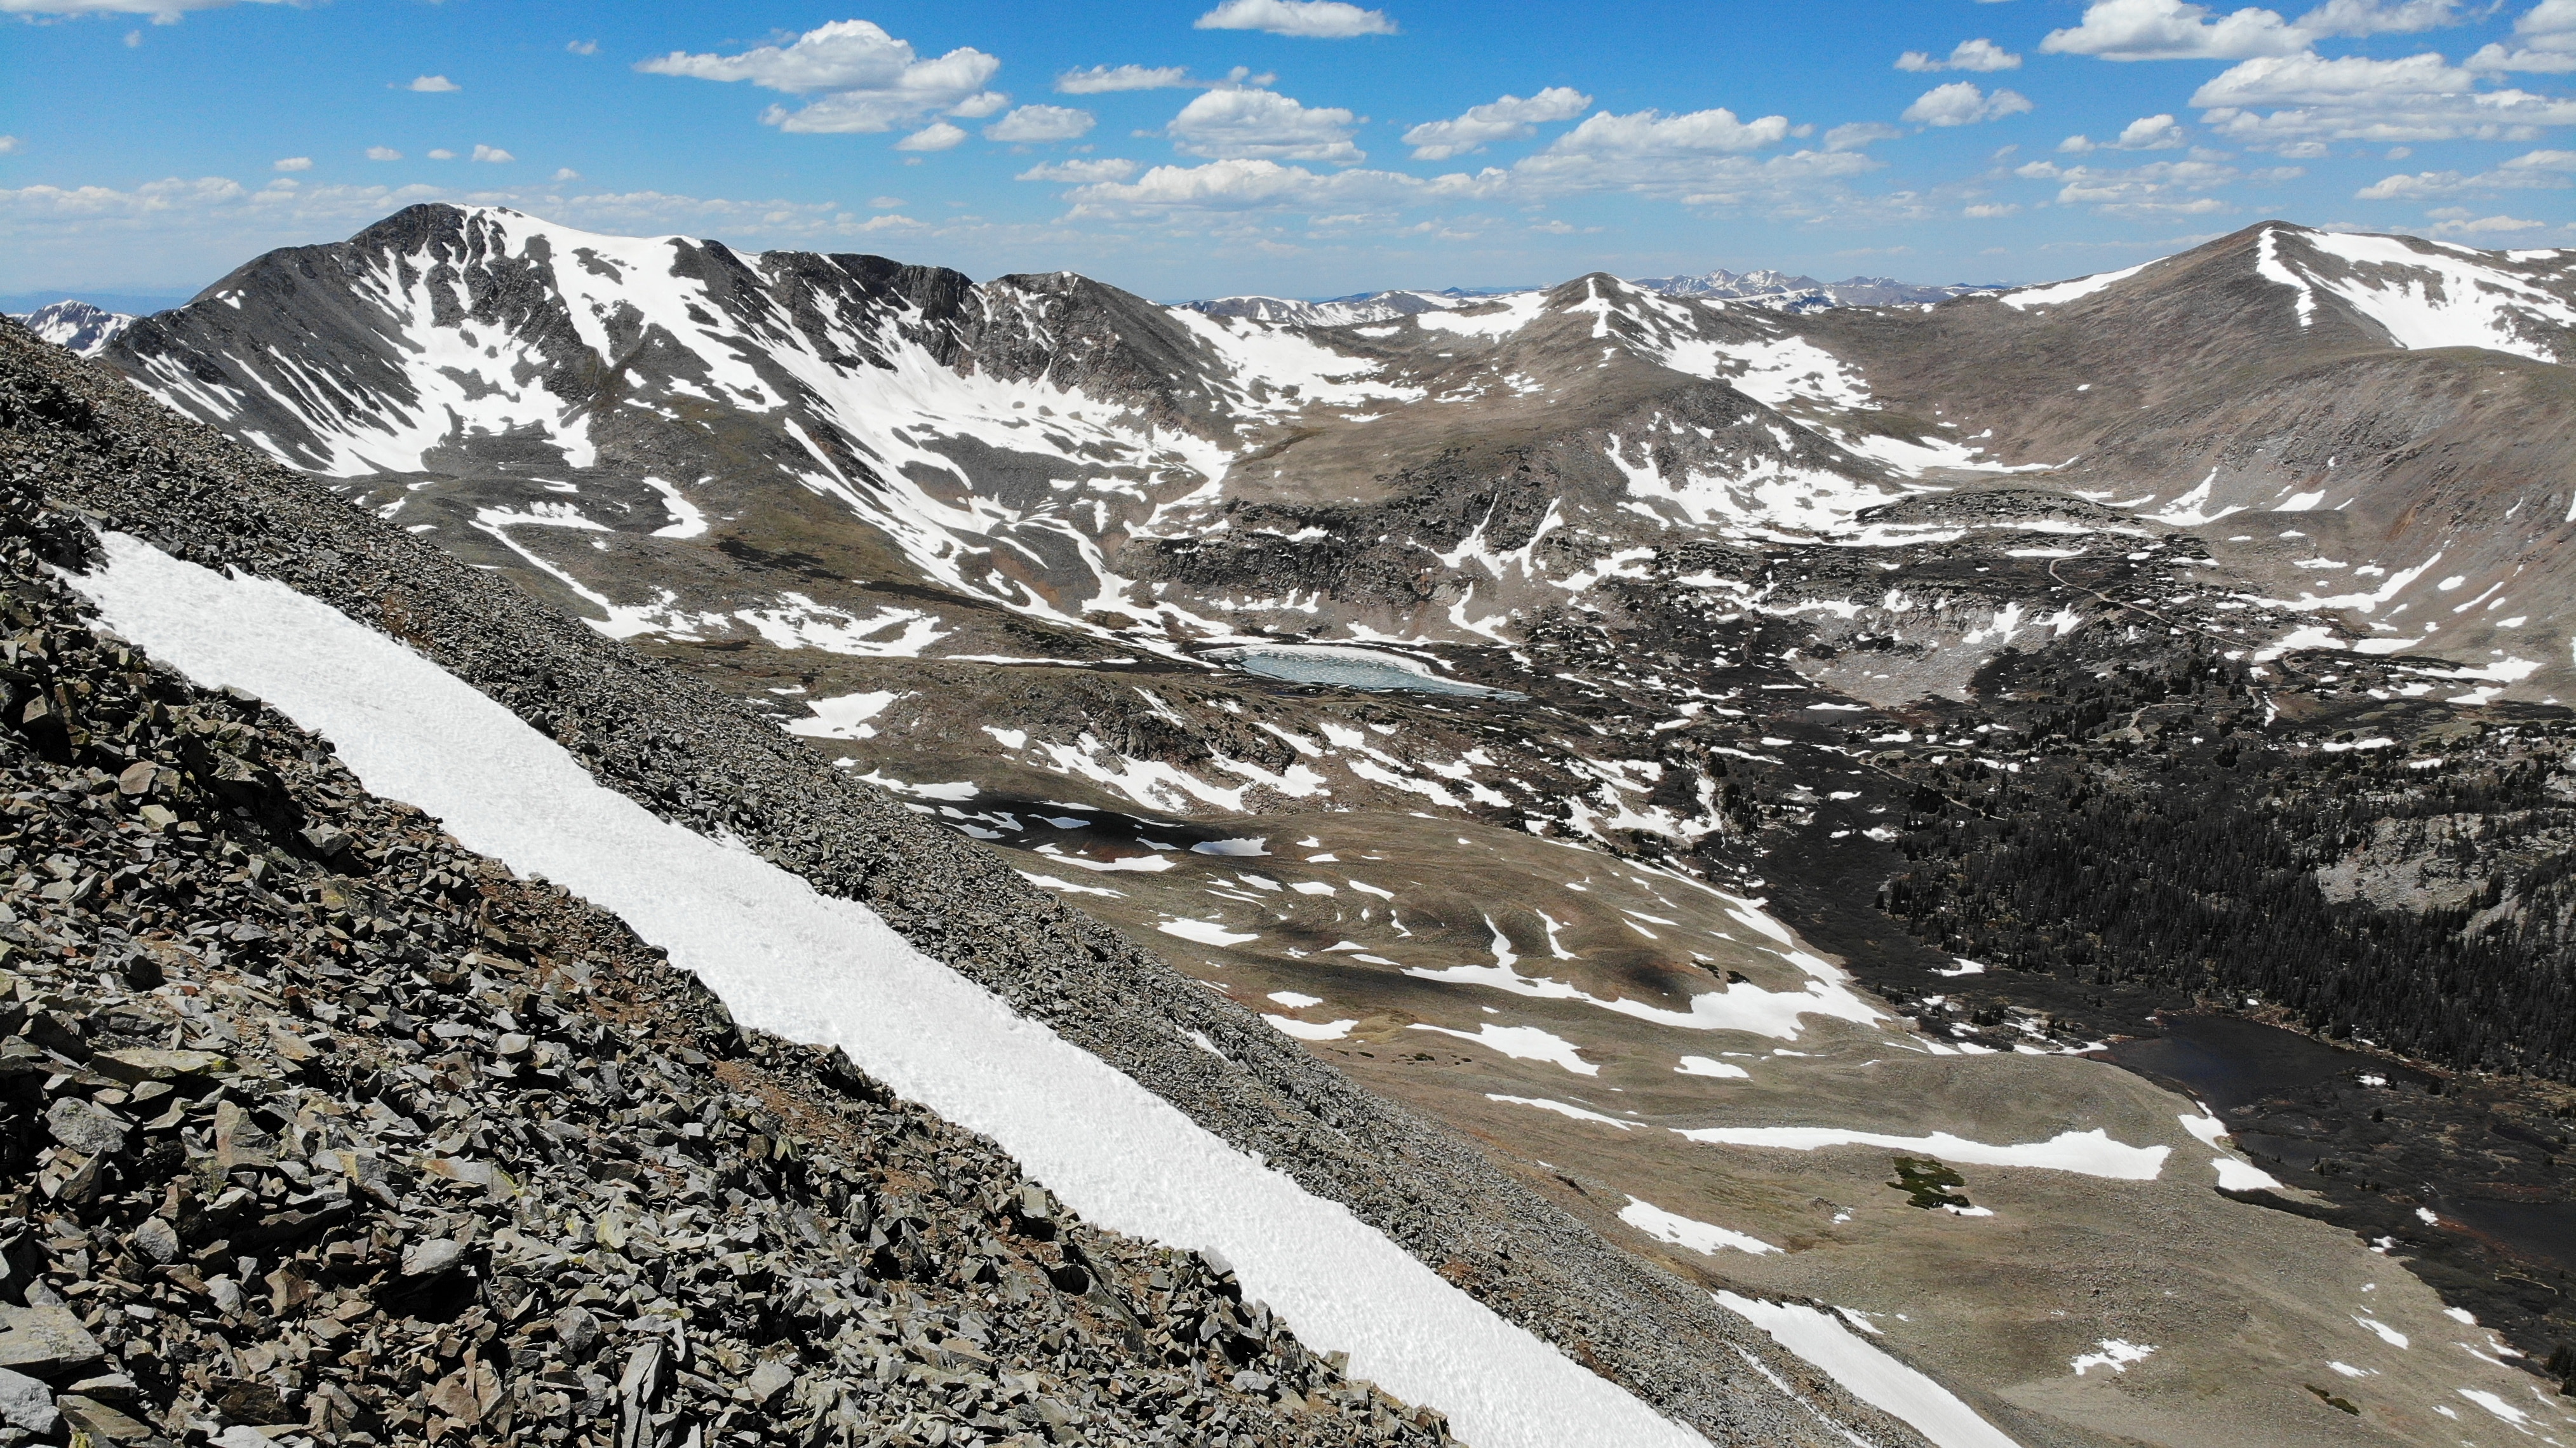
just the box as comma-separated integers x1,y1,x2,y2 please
67,533,1712,1448
1715,1294,2020,1448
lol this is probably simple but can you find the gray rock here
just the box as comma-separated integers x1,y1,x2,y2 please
0,1306,104,1379
128,1218,178,1265
64,1372,137,1404
615,1337,667,1448
401,1238,465,1278
746,1358,794,1407
0,1367,57,1435
553,1305,601,1358
43,1097,126,1158
55,1395,154,1444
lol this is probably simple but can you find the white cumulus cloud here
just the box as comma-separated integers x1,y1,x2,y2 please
272,156,312,172
1166,88,1364,164
636,20,1002,135
1055,64,1195,93
567,39,598,57
0,137,18,156
894,121,967,152
2299,0,2467,36
2060,113,2187,151
2018,154,2300,213
406,74,460,93
2432,211,2548,234
426,149,457,161
2043,0,2469,60
1065,158,1439,215
1193,0,1397,39
985,105,1096,143
2191,50,2576,143
2356,145,2576,196
1402,87,1592,159
365,146,402,161
1896,38,2023,72
1825,121,1907,151
1903,81,2036,126
471,144,514,164
2468,0,2576,72
1016,158,1141,183
1544,107,1794,158
2043,0,2306,59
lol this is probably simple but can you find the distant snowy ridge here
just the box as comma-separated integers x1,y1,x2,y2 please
1632,270,2001,313
1180,288,1517,327
15,299,136,357
1179,271,1998,328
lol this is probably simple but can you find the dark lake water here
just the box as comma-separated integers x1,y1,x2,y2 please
2103,1014,2420,1114
2108,1015,2576,1273
2435,1196,2576,1275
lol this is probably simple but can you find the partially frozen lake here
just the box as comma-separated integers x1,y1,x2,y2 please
1211,643,1525,699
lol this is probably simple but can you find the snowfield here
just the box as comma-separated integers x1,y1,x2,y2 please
67,533,1713,1448
1715,1292,2022,1448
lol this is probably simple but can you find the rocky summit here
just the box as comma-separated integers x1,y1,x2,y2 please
6,198,2576,1448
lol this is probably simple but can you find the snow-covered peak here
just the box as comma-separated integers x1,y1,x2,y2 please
15,299,135,357
2258,224,2576,365
1992,224,2576,364
1633,267,1823,300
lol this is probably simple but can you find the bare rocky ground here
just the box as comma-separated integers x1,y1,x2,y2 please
0,485,1477,1447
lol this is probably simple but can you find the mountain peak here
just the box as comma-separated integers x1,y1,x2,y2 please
10,298,134,357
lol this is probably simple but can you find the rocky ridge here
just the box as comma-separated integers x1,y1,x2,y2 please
0,481,1471,1448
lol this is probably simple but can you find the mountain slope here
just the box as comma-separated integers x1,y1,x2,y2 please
6,317,1953,1447
1798,224,2576,696
0,483,1462,1448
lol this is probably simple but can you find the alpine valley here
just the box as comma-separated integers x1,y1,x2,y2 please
11,201,2576,1448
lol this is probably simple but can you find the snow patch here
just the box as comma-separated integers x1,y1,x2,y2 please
1714,1292,2022,1448
1618,1196,1780,1256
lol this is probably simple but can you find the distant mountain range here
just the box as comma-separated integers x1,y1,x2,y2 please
1184,271,2000,325
1628,269,2003,310
11,298,135,356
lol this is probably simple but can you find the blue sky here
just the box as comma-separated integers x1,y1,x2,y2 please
3,0,2573,304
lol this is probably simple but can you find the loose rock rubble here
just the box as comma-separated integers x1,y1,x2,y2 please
0,490,1459,1448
